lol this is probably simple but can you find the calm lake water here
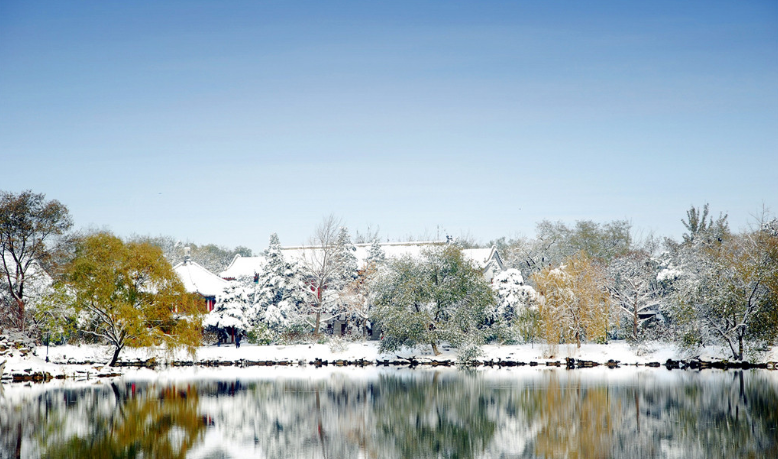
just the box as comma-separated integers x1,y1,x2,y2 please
1,367,777,459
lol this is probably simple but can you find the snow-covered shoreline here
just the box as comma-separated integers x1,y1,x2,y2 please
3,340,778,385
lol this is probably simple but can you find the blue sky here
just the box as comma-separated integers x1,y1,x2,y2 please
1,1,776,252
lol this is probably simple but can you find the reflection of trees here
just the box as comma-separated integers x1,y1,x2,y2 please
370,371,496,459
0,383,205,459
626,370,778,459
194,372,496,459
529,374,615,459
2,369,778,458
517,370,778,459
194,378,369,459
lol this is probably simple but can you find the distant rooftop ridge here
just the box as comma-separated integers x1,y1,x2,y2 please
279,240,448,250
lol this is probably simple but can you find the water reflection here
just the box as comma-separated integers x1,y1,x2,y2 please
1,368,777,458
1,382,205,459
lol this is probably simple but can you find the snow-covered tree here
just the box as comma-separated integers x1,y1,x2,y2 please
300,215,343,335
365,238,386,268
328,237,386,339
670,226,778,360
333,227,358,286
1,190,72,333
488,268,538,344
372,245,495,356
301,216,362,335
680,203,729,246
254,234,308,333
326,227,367,335
490,268,537,322
607,250,665,343
204,283,255,341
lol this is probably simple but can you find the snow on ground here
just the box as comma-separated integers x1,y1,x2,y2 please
3,340,777,385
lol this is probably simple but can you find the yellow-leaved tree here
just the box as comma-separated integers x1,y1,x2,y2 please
533,252,610,349
64,232,203,366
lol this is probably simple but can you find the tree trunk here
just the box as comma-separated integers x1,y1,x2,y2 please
313,286,323,336
632,294,639,342
737,334,744,361
431,342,441,356
109,344,124,367
15,298,25,333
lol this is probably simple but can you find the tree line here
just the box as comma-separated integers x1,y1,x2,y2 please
2,189,777,364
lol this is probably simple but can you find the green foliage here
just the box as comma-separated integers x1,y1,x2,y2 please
277,322,313,345
674,228,777,359
513,308,541,344
33,284,77,344
455,337,484,365
372,245,495,355
493,219,631,278
681,203,729,246
536,219,632,264
247,322,276,345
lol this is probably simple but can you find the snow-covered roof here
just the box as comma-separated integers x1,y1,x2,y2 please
219,254,267,280
218,242,504,279
461,246,503,270
174,259,229,297
280,241,448,267
1,250,53,295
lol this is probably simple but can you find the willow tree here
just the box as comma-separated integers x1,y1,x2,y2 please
533,252,610,349
64,232,202,366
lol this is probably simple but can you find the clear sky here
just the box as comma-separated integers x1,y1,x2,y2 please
1,1,776,252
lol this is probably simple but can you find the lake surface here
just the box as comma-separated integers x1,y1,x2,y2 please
1,367,777,458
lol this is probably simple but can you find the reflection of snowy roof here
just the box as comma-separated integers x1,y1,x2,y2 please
174,259,229,297
218,242,503,279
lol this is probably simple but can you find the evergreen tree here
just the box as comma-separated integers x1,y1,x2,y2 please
204,283,254,340
490,268,537,323
366,238,386,268
255,234,308,332
680,203,729,246
488,268,539,344
333,227,358,287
